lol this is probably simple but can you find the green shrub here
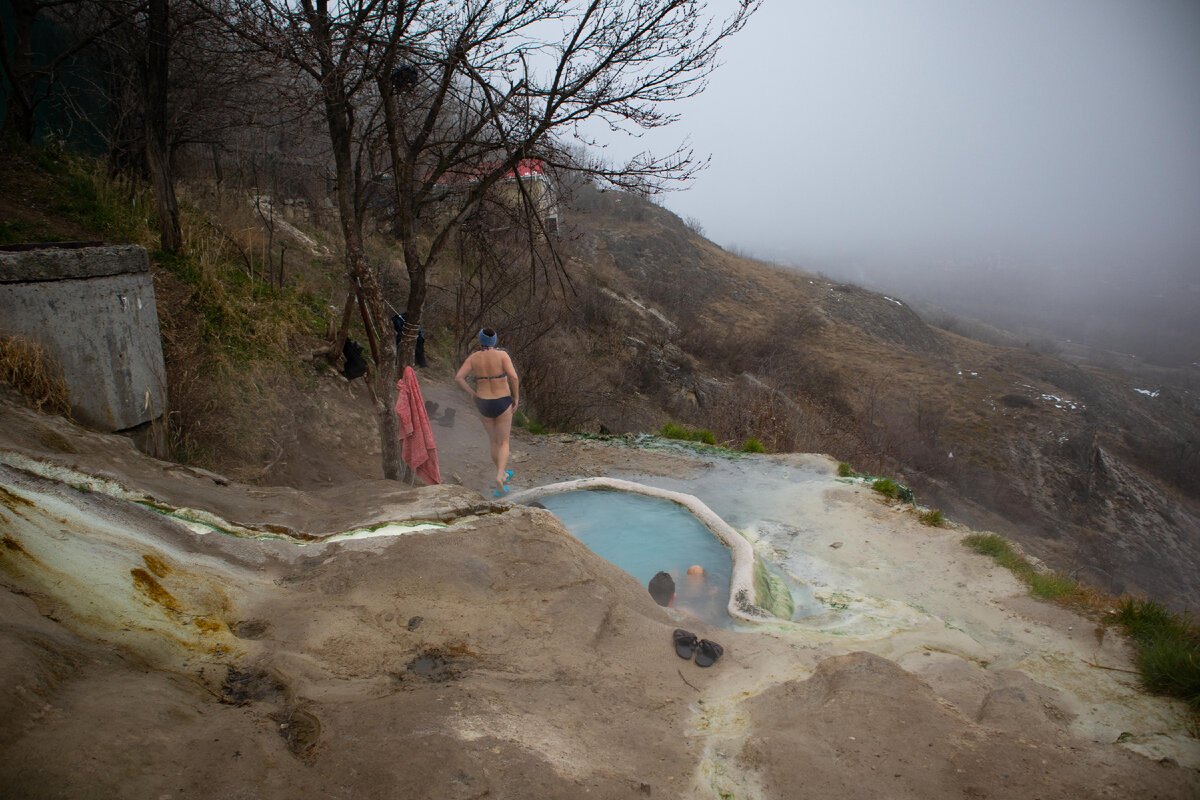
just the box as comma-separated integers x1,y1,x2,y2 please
962,533,1035,580
1136,635,1200,707
50,150,153,244
1029,571,1079,600
1115,597,1192,645
918,508,945,527
659,422,716,445
963,544,1200,710
659,421,689,440
742,438,766,453
1114,597,1200,710
515,409,546,434
837,462,854,477
872,477,899,499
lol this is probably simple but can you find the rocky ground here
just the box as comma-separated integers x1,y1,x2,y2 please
1,381,1198,799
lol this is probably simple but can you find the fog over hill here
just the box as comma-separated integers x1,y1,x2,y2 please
793,253,1200,369
598,0,1200,369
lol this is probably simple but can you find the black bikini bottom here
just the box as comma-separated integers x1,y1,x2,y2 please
475,396,514,419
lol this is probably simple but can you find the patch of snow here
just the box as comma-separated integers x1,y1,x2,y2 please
882,296,904,307
1040,393,1085,411
1133,388,1160,398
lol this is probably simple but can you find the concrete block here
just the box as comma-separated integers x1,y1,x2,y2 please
0,246,167,432
0,244,150,282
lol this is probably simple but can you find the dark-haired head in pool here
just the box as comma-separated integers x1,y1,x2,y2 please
648,571,675,607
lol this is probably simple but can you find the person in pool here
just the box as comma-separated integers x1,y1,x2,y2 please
648,571,676,607
455,328,520,496
678,564,721,620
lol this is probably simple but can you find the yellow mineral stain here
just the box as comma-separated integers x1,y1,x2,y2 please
193,617,225,634
0,485,35,513
142,553,171,578
130,567,181,613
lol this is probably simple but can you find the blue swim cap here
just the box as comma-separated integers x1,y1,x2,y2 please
478,328,498,347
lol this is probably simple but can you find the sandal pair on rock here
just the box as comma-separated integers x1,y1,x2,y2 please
673,629,723,667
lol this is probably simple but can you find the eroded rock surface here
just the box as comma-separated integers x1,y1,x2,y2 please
1,392,1197,798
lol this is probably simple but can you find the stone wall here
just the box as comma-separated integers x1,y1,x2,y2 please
0,244,167,432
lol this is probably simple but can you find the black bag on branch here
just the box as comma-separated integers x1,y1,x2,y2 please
392,314,426,368
342,339,368,380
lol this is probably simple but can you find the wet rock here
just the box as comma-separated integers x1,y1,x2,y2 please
276,707,321,761
221,666,287,705
230,620,270,640
404,647,470,682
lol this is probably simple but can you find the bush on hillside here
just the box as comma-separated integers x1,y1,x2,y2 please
514,409,547,435
872,477,900,499
1115,597,1200,710
918,508,945,527
660,421,716,445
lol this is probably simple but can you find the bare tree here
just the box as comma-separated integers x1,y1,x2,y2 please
214,0,759,480
141,0,181,250
0,0,139,143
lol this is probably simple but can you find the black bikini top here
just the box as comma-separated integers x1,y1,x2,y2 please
475,348,506,379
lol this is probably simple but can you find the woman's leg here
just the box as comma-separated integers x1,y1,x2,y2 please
486,406,514,489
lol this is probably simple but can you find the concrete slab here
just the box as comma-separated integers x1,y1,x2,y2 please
0,245,167,431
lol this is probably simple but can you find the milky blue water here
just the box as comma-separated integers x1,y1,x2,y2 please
537,489,734,628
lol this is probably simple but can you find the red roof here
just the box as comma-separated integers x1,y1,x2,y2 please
434,158,549,185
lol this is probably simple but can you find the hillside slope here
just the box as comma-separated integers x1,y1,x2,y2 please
558,186,1200,609
2,147,1195,611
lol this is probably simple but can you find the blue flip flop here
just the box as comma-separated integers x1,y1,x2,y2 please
504,470,514,484
493,484,510,498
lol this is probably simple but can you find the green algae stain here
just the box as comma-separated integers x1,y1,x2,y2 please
753,558,795,620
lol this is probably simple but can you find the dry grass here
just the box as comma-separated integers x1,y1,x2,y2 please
0,335,72,417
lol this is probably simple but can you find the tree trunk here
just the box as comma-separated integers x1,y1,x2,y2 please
1,0,38,143
143,0,182,252
317,59,405,480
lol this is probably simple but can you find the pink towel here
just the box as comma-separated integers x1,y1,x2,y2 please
394,367,441,485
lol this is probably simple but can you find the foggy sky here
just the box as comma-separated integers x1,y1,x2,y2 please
596,0,1200,291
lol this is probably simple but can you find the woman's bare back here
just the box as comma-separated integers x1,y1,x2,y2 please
468,349,514,399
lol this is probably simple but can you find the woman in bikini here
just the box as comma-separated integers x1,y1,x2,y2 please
455,328,520,496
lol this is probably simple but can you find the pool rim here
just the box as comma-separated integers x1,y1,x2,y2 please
507,477,774,624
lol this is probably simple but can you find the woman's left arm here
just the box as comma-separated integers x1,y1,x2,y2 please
455,355,477,398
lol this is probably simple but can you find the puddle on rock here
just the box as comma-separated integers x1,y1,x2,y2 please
276,707,321,760
230,620,270,640
404,646,470,683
